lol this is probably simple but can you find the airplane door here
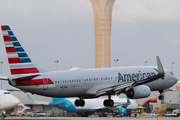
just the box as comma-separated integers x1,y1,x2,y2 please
110,76,114,83
43,78,48,90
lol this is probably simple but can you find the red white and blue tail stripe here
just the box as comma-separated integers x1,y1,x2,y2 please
1,25,40,75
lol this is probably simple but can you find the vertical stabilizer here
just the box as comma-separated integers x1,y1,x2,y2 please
1,25,39,75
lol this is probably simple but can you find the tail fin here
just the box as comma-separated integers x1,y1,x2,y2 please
1,25,39,75
126,96,130,104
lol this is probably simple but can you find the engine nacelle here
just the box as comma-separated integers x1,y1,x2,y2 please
126,85,151,99
113,108,126,115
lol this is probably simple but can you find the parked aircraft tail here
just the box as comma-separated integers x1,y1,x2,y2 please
1,25,40,75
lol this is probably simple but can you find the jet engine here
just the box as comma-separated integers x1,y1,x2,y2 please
125,85,151,99
113,108,126,115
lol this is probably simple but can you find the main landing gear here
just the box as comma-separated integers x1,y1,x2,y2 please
158,90,164,100
74,95,115,107
75,97,85,107
103,95,114,107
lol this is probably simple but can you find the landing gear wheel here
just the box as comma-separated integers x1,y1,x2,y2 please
158,95,164,100
75,99,80,107
103,99,114,107
80,99,85,107
75,99,85,107
109,99,114,107
103,99,109,107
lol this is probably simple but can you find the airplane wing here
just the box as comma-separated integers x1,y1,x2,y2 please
27,95,67,106
27,94,49,105
96,56,165,96
49,101,68,106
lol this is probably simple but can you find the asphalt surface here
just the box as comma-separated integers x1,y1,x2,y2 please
4,116,180,120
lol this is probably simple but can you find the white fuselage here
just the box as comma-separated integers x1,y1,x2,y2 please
69,97,137,111
0,90,20,111
50,96,138,113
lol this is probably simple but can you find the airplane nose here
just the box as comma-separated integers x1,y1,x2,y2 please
11,97,20,106
164,75,178,89
174,76,178,83
172,75,178,85
14,98,20,105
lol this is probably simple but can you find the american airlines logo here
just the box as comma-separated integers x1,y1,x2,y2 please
118,71,156,82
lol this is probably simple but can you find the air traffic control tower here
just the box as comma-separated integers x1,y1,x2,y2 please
90,0,115,68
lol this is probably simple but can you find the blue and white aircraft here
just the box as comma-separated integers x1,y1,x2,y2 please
0,25,178,108
27,94,138,117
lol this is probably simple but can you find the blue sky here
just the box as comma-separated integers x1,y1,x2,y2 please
0,0,180,89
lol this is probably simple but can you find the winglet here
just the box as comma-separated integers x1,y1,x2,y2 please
126,96,130,104
156,56,165,75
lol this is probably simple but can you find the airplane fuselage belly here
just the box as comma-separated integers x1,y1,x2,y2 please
11,66,174,97
145,80,165,91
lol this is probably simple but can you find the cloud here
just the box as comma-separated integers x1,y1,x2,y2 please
0,0,92,22
166,35,180,47
113,0,180,23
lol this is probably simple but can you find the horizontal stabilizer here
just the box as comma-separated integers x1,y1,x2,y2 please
0,75,9,80
9,73,41,81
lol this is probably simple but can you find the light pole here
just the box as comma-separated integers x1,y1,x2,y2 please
54,60,59,71
143,61,148,66
113,59,119,67
170,61,175,73
0,61,3,90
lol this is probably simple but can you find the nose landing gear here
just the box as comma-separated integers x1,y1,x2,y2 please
158,90,164,100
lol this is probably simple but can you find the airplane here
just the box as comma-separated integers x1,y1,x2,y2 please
0,25,178,107
0,90,20,113
27,94,138,117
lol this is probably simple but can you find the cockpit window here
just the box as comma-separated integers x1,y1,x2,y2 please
4,92,10,94
170,72,174,75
